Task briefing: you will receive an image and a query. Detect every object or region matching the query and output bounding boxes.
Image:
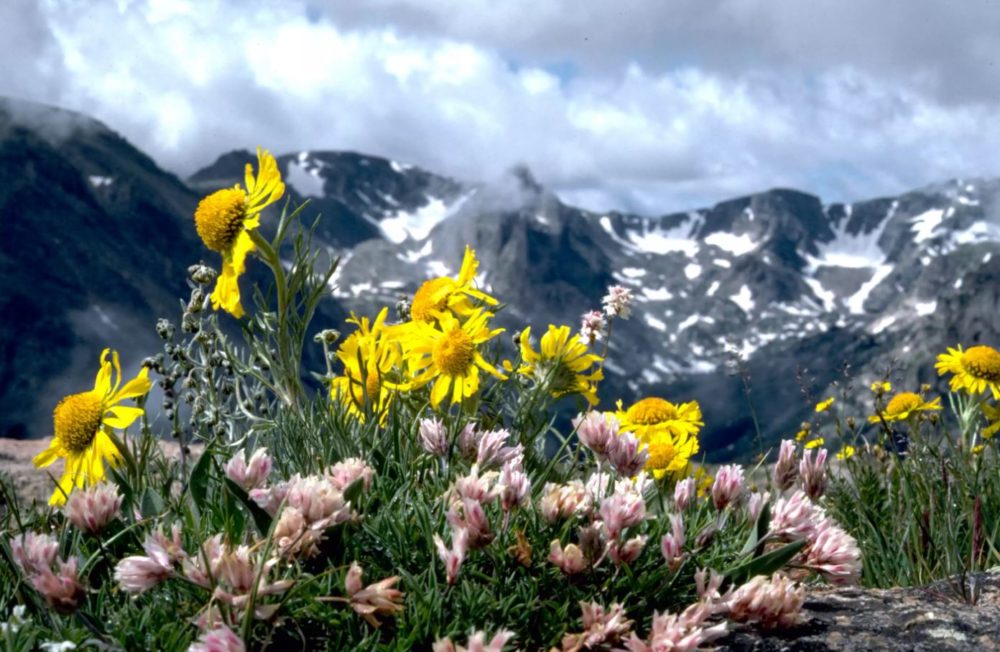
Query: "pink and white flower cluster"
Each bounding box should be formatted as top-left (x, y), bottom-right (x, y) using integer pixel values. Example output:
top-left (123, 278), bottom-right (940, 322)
top-left (64, 482), bottom-right (122, 535)
top-left (433, 629), bottom-right (514, 652)
top-left (344, 562), bottom-right (405, 627)
top-left (114, 525), bottom-right (292, 621)
top-left (246, 453), bottom-right (374, 559)
top-left (572, 411), bottom-right (648, 477)
top-left (9, 532), bottom-right (85, 614)
top-left (435, 455), bottom-right (531, 585)
top-left (769, 490), bottom-right (862, 585)
top-left (602, 285), bottom-right (633, 320)
top-left (547, 474), bottom-right (652, 574)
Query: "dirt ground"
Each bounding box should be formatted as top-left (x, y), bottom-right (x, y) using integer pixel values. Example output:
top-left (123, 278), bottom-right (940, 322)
top-left (0, 438), bottom-right (194, 507)
top-left (0, 438), bottom-right (68, 506)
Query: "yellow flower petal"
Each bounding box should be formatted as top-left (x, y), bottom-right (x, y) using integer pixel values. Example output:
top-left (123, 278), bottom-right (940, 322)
top-left (32, 442), bottom-right (60, 468)
top-left (103, 405), bottom-right (144, 430)
top-left (111, 367), bottom-right (152, 404)
top-left (93, 348), bottom-right (114, 395)
top-left (815, 397), bottom-right (835, 413)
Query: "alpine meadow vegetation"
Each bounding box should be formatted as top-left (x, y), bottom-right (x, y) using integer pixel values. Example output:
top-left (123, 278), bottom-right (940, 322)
top-left (2, 146), bottom-right (997, 650)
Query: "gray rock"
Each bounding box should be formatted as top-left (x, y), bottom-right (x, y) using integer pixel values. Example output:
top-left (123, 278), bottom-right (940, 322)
top-left (719, 573), bottom-right (1000, 651)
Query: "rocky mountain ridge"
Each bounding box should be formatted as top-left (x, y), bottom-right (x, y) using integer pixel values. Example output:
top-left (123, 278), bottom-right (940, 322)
top-left (3, 97), bottom-right (999, 461)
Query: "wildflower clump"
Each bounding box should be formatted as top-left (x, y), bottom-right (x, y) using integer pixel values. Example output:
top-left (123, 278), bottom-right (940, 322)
top-left (0, 150), bottom-right (870, 650)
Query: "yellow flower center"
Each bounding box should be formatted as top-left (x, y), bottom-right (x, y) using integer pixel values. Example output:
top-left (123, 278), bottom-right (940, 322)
top-left (885, 392), bottom-right (922, 416)
top-left (365, 371), bottom-right (381, 402)
top-left (411, 278), bottom-right (456, 322)
top-left (433, 326), bottom-right (474, 376)
top-left (194, 188), bottom-right (247, 252)
top-left (962, 346), bottom-right (1000, 383)
top-left (627, 397), bottom-right (679, 425)
top-left (347, 370), bottom-right (382, 407)
top-left (644, 437), bottom-right (677, 471)
top-left (54, 392), bottom-right (105, 453)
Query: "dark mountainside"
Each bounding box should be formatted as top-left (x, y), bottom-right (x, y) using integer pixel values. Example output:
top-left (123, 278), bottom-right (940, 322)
top-left (4, 97), bottom-right (1000, 461)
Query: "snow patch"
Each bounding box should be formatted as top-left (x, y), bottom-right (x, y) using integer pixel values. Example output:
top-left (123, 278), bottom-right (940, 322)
top-left (390, 160), bottom-right (414, 174)
top-left (729, 284), bottom-right (754, 312)
top-left (399, 240), bottom-right (433, 263)
top-left (910, 208), bottom-right (945, 243)
top-left (426, 260), bottom-right (451, 277)
top-left (915, 300), bottom-right (937, 316)
top-left (641, 287), bottom-right (673, 301)
top-left (350, 282), bottom-right (373, 297)
top-left (600, 215), bottom-right (699, 256)
top-left (644, 314), bottom-right (667, 331)
top-left (712, 258), bottom-right (731, 269)
top-left (621, 267), bottom-right (647, 278)
top-left (950, 221), bottom-right (1000, 247)
top-left (846, 264), bottom-right (893, 314)
top-left (704, 231), bottom-right (757, 256)
top-left (630, 228), bottom-right (699, 256)
top-left (803, 277), bottom-right (836, 312)
top-left (870, 314), bottom-right (896, 334)
top-left (286, 153), bottom-right (326, 198)
top-left (89, 175), bottom-right (113, 187)
top-left (809, 200), bottom-right (895, 270)
top-left (985, 253), bottom-right (993, 263)
top-left (641, 369), bottom-right (661, 384)
top-left (683, 263), bottom-right (702, 280)
top-left (381, 192), bottom-right (472, 243)
top-left (678, 314), bottom-right (700, 331)
top-left (706, 281), bottom-right (720, 297)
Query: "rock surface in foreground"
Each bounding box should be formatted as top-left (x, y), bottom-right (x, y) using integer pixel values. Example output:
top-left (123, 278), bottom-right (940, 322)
top-left (720, 572), bottom-right (1000, 651)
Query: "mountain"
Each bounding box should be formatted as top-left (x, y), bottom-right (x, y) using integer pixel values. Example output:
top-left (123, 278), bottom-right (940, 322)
top-left (4, 97), bottom-right (1000, 462)
top-left (190, 149), bottom-right (1000, 460)
top-left (0, 98), bottom-right (203, 440)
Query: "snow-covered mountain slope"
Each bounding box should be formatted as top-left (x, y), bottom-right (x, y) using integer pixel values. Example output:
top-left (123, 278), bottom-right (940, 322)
top-left (189, 149), bottom-right (1000, 461)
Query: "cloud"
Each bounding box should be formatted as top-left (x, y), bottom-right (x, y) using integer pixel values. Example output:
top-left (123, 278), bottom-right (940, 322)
top-left (3, 0), bottom-right (1000, 215)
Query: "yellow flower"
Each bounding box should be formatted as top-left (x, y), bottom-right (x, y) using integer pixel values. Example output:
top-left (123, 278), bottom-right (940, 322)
top-left (330, 308), bottom-right (401, 425)
top-left (936, 344), bottom-right (1000, 399)
top-left (613, 397), bottom-right (703, 443)
top-left (973, 444), bottom-right (986, 456)
top-left (815, 397), bottom-right (835, 413)
top-left (517, 325), bottom-right (603, 405)
top-left (982, 402), bottom-right (1000, 439)
top-left (409, 246), bottom-right (498, 323)
top-left (804, 437), bottom-right (825, 449)
top-left (870, 381), bottom-right (892, 395)
top-left (867, 392), bottom-right (942, 423)
top-left (33, 349), bottom-right (151, 506)
top-left (643, 431), bottom-right (698, 480)
top-left (692, 466), bottom-right (713, 497)
top-left (397, 308), bottom-right (507, 407)
top-left (795, 427), bottom-right (809, 442)
top-left (194, 147), bottom-right (285, 318)
top-left (836, 445), bottom-right (856, 460)
top-left (612, 397), bottom-right (701, 481)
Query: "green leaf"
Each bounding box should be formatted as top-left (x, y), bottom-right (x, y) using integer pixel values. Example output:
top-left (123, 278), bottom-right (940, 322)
top-left (140, 486), bottom-right (164, 519)
top-left (189, 448), bottom-right (213, 508)
top-left (725, 538), bottom-right (807, 585)
top-left (740, 501), bottom-right (772, 556)
top-left (224, 478), bottom-right (273, 536)
top-left (343, 476), bottom-right (365, 505)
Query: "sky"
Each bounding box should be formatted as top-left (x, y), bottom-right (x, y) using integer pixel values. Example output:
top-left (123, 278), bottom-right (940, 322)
top-left (4, 0), bottom-right (1000, 215)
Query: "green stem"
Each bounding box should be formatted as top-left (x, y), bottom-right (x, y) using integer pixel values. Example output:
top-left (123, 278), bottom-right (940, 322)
top-left (249, 230), bottom-right (300, 406)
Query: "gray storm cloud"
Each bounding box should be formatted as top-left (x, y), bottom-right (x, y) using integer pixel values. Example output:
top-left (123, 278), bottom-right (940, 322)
top-left (2, 0), bottom-right (1000, 215)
